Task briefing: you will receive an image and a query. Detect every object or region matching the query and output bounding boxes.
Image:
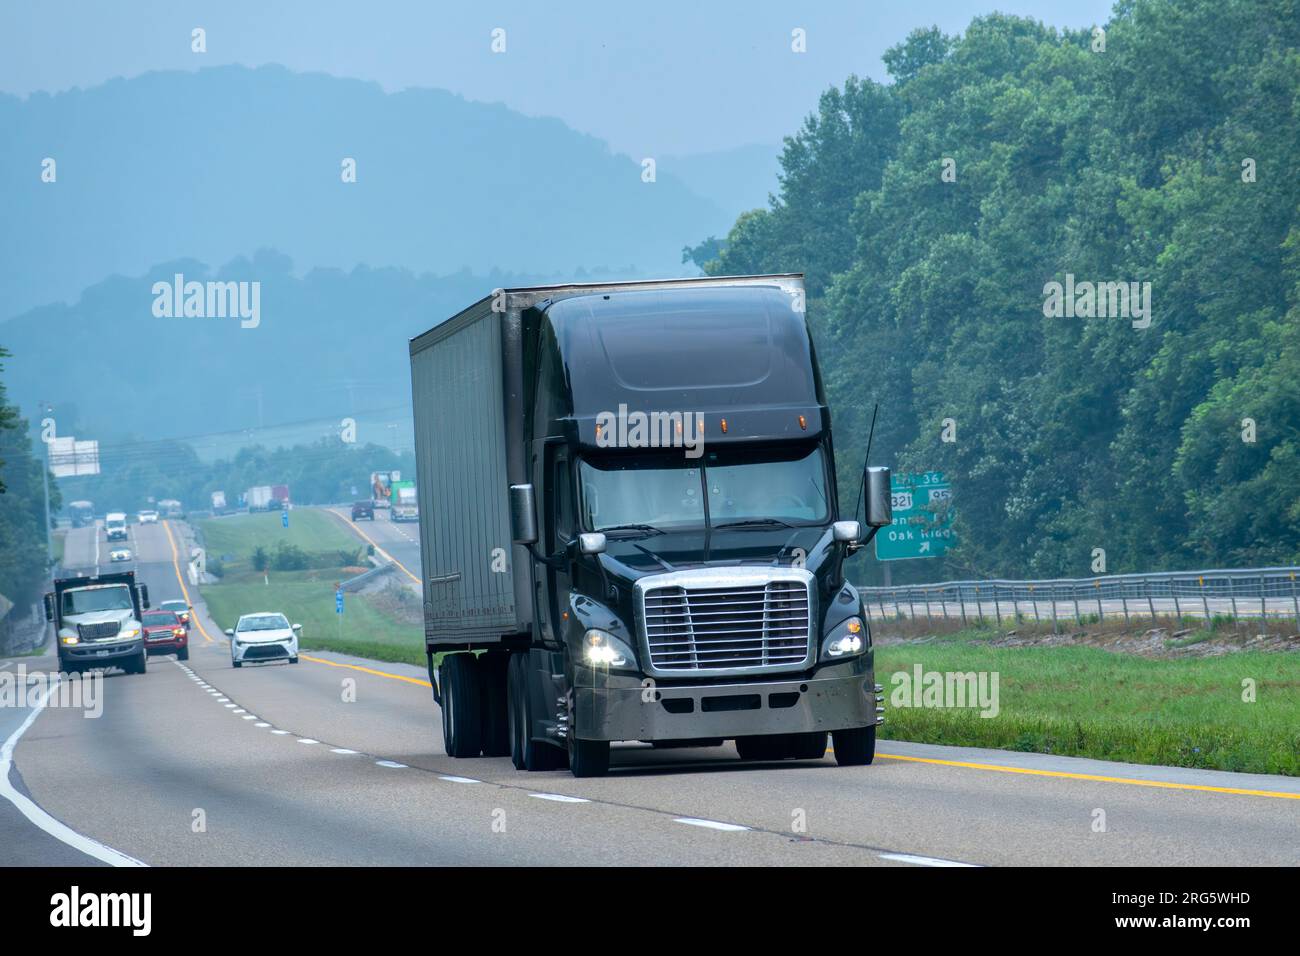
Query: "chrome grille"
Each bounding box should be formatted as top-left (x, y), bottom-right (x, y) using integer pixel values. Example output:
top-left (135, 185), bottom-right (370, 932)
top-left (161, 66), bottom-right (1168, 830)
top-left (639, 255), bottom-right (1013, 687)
top-left (77, 621), bottom-right (121, 641)
top-left (640, 573), bottom-right (812, 673)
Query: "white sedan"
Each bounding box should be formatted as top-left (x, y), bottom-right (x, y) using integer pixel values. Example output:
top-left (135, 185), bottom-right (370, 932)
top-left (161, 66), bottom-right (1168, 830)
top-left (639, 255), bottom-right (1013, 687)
top-left (109, 547), bottom-right (133, 562)
top-left (138, 510), bottom-right (159, 523)
top-left (226, 612), bottom-right (301, 667)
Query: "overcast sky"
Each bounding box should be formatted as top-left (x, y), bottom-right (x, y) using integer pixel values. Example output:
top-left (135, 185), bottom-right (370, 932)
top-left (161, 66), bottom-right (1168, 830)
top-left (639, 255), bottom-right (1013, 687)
top-left (1, 0), bottom-right (1117, 157)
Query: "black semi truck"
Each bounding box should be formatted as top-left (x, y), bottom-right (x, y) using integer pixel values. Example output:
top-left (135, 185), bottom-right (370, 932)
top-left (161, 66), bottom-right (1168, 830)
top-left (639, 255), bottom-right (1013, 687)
top-left (409, 275), bottom-right (891, 777)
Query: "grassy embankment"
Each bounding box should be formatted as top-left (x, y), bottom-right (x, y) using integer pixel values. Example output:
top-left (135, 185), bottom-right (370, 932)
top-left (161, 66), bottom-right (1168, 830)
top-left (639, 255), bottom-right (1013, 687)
top-left (196, 510), bottom-right (425, 666)
top-left (875, 625), bottom-right (1300, 775)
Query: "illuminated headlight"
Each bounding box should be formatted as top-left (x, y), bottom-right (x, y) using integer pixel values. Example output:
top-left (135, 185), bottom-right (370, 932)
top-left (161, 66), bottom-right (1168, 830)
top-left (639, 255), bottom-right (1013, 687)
top-left (820, 617), bottom-right (866, 660)
top-left (120, 627), bottom-right (140, 639)
top-left (582, 629), bottom-right (635, 669)
top-left (61, 635), bottom-right (79, 646)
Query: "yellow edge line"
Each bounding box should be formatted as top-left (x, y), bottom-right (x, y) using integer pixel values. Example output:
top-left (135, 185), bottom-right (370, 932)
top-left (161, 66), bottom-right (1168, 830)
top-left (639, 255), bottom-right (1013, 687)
top-left (299, 652), bottom-right (430, 688)
top-left (325, 508), bottom-right (421, 585)
top-left (161, 520), bottom-right (214, 643)
top-left (875, 752), bottom-right (1300, 800)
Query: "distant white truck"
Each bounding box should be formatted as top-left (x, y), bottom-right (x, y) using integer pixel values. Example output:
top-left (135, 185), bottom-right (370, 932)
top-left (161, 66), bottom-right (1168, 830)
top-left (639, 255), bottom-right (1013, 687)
top-left (247, 486), bottom-right (273, 512)
top-left (105, 512), bottom-right (128, 541)
top-left (211, 490), bottom-right (227, 514)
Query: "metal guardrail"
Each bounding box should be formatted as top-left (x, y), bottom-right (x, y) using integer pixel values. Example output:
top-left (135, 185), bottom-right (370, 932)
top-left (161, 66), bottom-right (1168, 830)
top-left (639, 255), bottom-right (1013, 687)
top-left (858, 567), bottom-right (1300, 626)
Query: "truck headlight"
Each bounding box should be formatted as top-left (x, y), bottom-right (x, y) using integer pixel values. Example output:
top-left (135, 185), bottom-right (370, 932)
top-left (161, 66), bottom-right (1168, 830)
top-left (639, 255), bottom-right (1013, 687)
top-left (120, 627), bottom-right (140, 639)
top-left (61, 635), bottom-right (79, 646)
top-left (582, 629), bottom-right (635, 669)
top-left (820, 617), bottom-right (866, 660)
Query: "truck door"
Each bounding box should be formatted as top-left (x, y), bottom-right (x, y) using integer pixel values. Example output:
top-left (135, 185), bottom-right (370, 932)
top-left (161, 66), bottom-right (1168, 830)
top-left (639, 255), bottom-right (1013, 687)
top-left (534, 443), bottom-right (575, 648)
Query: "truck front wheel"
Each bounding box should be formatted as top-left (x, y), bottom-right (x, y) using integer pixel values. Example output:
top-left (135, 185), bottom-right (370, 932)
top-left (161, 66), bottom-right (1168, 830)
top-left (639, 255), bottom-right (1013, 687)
top-left (832, 724), bottom-right (877, 766)
top-left (125, 648), bottom-right (148, 675)
top-left (567, 735), bottom-right (610, 778)
top-left (440, 653), bottom-right (483, 757)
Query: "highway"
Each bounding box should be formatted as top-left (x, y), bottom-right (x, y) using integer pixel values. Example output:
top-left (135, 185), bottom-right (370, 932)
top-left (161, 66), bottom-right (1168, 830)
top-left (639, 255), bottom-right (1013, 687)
top-left (2, 519), bottom-right (1298, 867)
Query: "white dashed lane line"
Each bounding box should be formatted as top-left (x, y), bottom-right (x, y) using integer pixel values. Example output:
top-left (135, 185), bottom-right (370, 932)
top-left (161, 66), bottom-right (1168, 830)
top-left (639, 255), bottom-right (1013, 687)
top-left (439, 775), bottom-right (481, 784)
top-left (376, 760), bottom-right (407, 768)
top-left (674, 817), bottom-right (751, 832)
top-left (529, 793), bottom-right (590, 804)
top-left (879, 852), bottom-right (979, 867)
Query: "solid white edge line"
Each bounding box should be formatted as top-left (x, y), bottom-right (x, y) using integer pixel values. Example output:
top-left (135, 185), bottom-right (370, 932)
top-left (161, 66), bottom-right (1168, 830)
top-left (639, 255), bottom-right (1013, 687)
top-left (674, 817), bottom-right (750, 832)
top-left (878, 852), bottom-right (979, 868)
top-left (0, 679), bottom-right (147, 867)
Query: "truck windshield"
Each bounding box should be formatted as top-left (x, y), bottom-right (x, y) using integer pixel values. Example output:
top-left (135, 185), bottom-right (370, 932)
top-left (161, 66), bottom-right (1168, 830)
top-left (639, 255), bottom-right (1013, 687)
top-left (62, 585), bottom-right (133, 615)
top-left (579, 445), bottom-right (829, 532)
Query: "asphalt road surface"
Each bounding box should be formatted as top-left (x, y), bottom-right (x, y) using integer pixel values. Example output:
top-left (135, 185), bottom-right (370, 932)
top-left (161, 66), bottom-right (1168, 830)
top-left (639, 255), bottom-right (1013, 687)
top-left (3, 520), bottom-right (1298, 866)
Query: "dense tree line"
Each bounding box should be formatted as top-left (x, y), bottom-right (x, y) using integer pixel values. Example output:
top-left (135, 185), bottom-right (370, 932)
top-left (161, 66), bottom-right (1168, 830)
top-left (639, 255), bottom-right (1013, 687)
top-left (689, 0), bottom-right (1300, 582)
top-left (0, 348), bottom-right (59, 612)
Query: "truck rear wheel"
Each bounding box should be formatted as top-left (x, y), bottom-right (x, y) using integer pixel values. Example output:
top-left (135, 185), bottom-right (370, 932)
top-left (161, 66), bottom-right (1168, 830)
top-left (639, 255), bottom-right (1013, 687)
top-left (440, 653), bottom-right (483, 757)
top-left (479, 653), bottom-right (511, 758)
top-left (832, 724), bottom-right (876, 766)
top-left (507, 652), bottom-right (563, 771)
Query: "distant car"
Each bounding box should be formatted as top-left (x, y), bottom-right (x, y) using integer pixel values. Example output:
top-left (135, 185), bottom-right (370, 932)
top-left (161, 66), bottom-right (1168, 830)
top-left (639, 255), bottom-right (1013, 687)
top-left (227, 612), bottom-right (301, 667)
top-left (159, 599), bottom-right (192, 630)
top-left (141, 609), bottom-right (189, 660)
top-left (351, 501), bottom-right (374, 521)
top-left (138, 510), bottom-right (159, 524)
top-left (109, 547), bottom-right (133, 562)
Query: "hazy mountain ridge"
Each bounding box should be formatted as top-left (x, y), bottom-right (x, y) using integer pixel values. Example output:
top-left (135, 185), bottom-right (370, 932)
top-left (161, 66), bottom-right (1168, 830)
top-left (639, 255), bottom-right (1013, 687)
top-left (0, 64), bottom-right (739, 318)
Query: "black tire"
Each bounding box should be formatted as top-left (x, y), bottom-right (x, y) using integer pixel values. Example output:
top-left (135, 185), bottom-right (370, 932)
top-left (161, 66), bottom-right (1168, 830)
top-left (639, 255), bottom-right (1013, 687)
top-left (289, 656), bottom-right (299, 664)
top-left (832, 724), bottom-right (877, 766)
top-left (232, 659), bottom-right (242, 668)
top-left (790, 731), bottom-right (828, 760)
top-left (735, 734), bottom-right (788, 760)
top-left (567, 735), bottom-right (610, 778)
top-left (440, 653), bottom-right (483, 758)
top-left (177, 646), bottom-right (190, 661)
top-left (479, 653), bottom-right (511, 757)
top-left (508, 652), bottom-right (563, 771)
top-left (125, 648), bottom-right (148, 675)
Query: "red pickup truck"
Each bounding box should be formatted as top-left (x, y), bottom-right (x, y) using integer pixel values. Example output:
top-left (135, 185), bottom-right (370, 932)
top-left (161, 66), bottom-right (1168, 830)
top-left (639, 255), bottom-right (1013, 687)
top-left (141, 609), bottom-right (189, 661)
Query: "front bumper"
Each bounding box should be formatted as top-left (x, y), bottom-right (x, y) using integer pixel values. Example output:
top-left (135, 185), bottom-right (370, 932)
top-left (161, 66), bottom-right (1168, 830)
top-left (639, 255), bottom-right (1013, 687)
top-left (61, 638), bottom-right (143, 663)
top-left (572, 656), bottom-right (876, 741)
top-left (145, 633), bottom-right (188, 652)
top-left (232, 638), bottom-right (297, 662)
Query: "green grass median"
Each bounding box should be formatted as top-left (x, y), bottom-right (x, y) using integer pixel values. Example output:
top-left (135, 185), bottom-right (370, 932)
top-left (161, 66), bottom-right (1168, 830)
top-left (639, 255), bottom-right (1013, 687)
top-left (876, 637), bottom-right (1300, 776)
top-left (196, 511), bottom-right (425, 666)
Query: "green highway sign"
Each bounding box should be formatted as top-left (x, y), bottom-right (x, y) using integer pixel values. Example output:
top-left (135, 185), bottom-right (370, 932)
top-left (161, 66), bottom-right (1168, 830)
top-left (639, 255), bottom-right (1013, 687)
top-left (874, 471), bottom-right (955, 561)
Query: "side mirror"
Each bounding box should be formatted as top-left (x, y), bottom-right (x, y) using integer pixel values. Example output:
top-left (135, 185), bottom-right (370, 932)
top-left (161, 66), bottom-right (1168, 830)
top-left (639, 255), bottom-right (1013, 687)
top-left (224, 628), bottom-right (234, 636)
top-left (578, 532), bottom-right (607, 556)
top-left (832, 520), bottom-right (861, 543)
top-left (43, 592), bottom-right (54, 622)
top-left (509, 483), bottom-right (538, 545)
top-left (137, 584), bottom-right (150, 609)
top-left (865, 467), bottom-right (893, 528)
top-left (292, 623), bottom-right (302, 632)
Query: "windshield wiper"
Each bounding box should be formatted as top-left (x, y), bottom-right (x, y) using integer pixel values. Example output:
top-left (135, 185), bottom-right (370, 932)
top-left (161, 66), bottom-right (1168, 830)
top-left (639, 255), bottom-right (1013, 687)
top-left (599, 523), bottom-right (665, 537)
top-left (713, 517), bottom-right (797, 530)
